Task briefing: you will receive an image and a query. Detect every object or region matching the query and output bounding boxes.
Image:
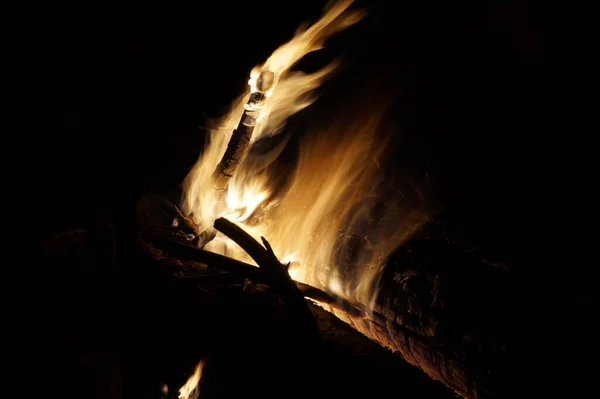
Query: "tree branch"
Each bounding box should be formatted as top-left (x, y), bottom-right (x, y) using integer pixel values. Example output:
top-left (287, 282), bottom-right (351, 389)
top-left (213, 217), bottom-right (320, 340)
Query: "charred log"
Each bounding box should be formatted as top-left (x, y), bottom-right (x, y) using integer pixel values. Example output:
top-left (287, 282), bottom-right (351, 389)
top-left (333, 238), bottom-right (514, 399)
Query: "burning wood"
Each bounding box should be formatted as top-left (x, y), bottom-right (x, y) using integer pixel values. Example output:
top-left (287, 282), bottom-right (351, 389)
top-left (180, 0), bottom-right (372, 263)
top-left (212, 71), bottom-right (274, 194)
top-left (193, 71), bottom-right (275, 247)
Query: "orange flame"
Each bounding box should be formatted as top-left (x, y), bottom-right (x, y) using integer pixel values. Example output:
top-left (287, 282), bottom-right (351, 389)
top-left (182, 0), bottom-right (429, 310)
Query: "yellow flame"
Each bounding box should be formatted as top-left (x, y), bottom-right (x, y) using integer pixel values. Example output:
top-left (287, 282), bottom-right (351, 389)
top-left (178, 359), bottom-right (206, 399)
top-left (182, 0), bottom-right (429, 310)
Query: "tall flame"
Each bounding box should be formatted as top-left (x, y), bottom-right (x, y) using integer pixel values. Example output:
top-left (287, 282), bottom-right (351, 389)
top-left (182, 0), bottom-right (429, 310)
top-left (182, 0), bottom-right (365, 231)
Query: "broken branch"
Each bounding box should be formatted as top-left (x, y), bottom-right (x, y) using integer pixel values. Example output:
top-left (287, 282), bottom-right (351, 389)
top-left (213, 217), bottom-right (320, 339)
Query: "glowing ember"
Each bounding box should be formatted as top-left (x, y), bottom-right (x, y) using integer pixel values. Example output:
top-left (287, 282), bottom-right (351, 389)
top-left (182, 0), bottom-right (429, 311)
top-left (178, 359), bottom-right (206, 399)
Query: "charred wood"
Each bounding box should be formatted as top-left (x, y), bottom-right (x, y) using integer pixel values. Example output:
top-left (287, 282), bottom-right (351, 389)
top-left (349, 238), bottom-right (514, 399)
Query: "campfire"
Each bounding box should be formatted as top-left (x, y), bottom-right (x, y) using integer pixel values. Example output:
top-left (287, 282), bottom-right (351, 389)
top-left (34, 1), bottom-right (511, 398)
top-left (124, 1), bottom-right (513, 398)
top-left (180, 0), bottom-right (427, 319)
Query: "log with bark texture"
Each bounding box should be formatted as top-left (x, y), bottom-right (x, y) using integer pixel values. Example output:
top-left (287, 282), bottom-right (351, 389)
top-left (328, 238), bottom-right (513, 399)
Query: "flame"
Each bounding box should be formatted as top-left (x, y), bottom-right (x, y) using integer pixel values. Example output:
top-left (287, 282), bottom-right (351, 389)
top-left (182, 0), bottom-right (429, 310)
top-left (178, 359), bottom-right (206, 399)
top-left (182, 0), bottom-right (364, 231)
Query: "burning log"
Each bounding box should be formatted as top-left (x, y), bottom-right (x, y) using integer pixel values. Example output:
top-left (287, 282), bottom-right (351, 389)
top-left (213, 217), bottom-right (320, 340)
top-left (330, 238), bottom-right (513, 399)
top-left (189, 70), bottom-right (276, 248)
top-left (212, 70), bottom-right (274, 193)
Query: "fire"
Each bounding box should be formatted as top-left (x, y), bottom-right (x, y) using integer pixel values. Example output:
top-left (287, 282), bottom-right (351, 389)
top-left (182, 0), bottom-right (429, 310)
top-left (178, 359), bottom-right (206, 399)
